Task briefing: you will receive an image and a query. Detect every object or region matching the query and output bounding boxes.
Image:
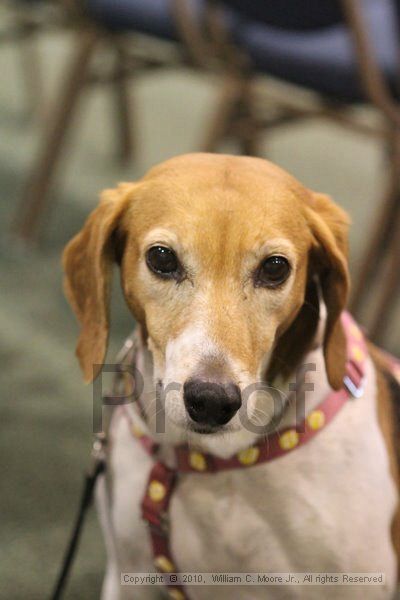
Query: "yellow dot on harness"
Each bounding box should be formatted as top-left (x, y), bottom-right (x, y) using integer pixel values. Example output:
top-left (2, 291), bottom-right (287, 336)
top-left (154, 555), bottom-right (175, 573)
top-left (189, 451), bottom-right (207, 471)
top-left (169, 589), bottom-right (185, 600)
top-left (307, 410), bottom-right (326, 431)
top-left (131, 423), bottom-right (144, 438)
top-left (279, 429), bottom-right (299, 451)
top-left (351, 346), bottom-right (365, 363)
top-left (148, 480), bottom-right (166, 502)
top-left (237, 446), bottom-right (260, 466)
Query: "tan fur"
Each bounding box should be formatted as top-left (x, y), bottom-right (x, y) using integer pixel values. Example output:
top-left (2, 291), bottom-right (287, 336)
top-left (63, 153), bottom-right (349, 389)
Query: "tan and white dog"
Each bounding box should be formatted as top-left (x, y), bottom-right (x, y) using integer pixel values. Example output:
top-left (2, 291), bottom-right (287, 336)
top-left (63, 153), bottom-right (400, 599)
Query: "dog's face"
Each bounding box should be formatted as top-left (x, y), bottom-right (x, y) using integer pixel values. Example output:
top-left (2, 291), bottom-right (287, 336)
top-left (63, 154), bottom-right (349, 448)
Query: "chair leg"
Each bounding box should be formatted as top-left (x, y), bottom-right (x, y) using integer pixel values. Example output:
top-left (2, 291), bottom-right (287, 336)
top-left (17, 21), bottom-right (43, 121)
top-left (368, 210), bottom-right (400, 344)
top-left (112, 43), bottom-right (134, 164)
top-left (201, 72), bottom-right (244, 152)
top-left (202, 70), bottom-right (261, 156)
top-left (13, 28), bottom-right (100, 243)
top-left (236, 77), bottom-right (261, 156)
top-left (238, 113), bottom-right (262, 157)
top-left (350, 141), bottom-right (400, 315)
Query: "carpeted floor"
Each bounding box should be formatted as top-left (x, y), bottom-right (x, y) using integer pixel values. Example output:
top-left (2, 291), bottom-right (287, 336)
top-left (1, 27), bottom-right (399, 600)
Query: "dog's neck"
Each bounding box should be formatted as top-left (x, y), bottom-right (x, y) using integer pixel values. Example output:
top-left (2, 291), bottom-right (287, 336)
top-left (131, 322), bottom-right (330, 460)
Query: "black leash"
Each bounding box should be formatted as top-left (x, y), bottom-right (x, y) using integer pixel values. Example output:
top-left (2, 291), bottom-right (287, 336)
top-left (50, 333), bottom-right (138, 600)
top-left (50, 437), bottom-right (106, 600)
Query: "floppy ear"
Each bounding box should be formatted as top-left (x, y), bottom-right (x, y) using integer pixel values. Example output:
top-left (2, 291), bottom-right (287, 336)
top-left (267, 193), bottom-right (350, 391)
top-left (305, 192), bottom-right (350, 390)
top-left (62, 184), bottom-right (133, 382)
top-left (266, 276), bottom-right (320, 385)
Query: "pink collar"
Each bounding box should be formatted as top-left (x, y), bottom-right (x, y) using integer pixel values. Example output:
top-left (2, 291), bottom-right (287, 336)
top-left (127, 311), bottom-right (367, 473)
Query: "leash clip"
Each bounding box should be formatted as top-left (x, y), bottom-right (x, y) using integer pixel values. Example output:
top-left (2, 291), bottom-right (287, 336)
top-left (88, 433), bottom-right (107, 477)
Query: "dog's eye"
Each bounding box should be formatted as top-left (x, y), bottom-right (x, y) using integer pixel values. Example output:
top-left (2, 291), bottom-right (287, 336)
top-left (146, 246), bottom-right (181, 279)
top-left (255, 256), bottom-right (290, 287)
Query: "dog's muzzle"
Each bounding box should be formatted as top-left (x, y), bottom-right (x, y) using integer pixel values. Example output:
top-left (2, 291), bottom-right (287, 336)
top-left (183, 379), bottom-right (242, 428)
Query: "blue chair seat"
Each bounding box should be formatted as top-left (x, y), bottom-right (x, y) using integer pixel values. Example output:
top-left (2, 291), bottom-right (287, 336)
top-left (86, 0), bottom-right (398, 102)
top-left (85, 0), bottom-right (203, 41)
top-left (232, 0), bottom-right (399, 102)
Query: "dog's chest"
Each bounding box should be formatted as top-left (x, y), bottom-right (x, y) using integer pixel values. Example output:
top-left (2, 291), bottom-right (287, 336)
top-left (106, 363), bottom-right (398, 599)
top-left (171, 408), bottom-right (396, 569)
top-left (169, 398), bottom-right (398, 599)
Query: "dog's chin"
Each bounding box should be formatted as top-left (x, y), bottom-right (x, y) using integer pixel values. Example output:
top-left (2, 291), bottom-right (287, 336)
top-left (187, 426), bottom-right (260, 458)
top-left (175, 420), bottom-right (259, 459)
top-left (163, 414), bottom-right (260, 458)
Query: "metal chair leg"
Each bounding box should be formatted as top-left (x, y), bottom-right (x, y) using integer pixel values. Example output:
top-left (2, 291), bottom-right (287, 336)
top-left (368, 210), bottom-right (400, 343)
top-left (13, 28), bottom-right (100, 243)
top-left (236, 73), bottom-right (262, 156)
top-left (112, 42), bottom-right (134, 164)
top-left (17, 20), bottom-right (43, 121)
top-left (350, 137), bottom-right (400, 314)
top-left (202, 71), bottom-right (260, 155)
top-left (237, 99), bottom-right (262, 156)
top-left (201, 72), bottom-right (243, 152)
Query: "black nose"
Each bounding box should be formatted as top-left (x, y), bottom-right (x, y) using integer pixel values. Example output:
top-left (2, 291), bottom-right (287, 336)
top-left (183, 379), bottom-right (241, 427)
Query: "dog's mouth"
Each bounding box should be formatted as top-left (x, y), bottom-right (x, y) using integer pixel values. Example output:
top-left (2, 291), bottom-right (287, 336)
top-left (186, 418), bottom-right (241, 436)
top-left (187, 423), bottom-right (224, 435)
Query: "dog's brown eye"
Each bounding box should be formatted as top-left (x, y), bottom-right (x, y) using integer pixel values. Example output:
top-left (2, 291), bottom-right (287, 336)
top-left (146, 246), bottom-right (180, 279)
top-left (255, 256), bottom-right (290, 287)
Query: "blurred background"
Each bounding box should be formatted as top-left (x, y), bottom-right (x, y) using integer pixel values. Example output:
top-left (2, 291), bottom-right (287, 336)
top-left (1, 1), bottom-right (399, 598)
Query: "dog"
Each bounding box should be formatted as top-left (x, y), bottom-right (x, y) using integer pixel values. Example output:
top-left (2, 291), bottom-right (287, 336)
top-left (63, 153), bottom-right (400, 599)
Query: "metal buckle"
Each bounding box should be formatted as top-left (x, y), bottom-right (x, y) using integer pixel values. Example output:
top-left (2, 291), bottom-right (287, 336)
top-left (343, 375), bottom-right (364, 399)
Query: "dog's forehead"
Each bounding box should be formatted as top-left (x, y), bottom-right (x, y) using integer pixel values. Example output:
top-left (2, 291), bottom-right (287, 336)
top-left (143, 153), bottom-right (305, 197)
top-left (128, 154), bottom-right (311, 251)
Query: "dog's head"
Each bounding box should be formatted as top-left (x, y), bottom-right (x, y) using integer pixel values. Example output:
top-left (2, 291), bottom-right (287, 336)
top-left (63, 154), bottom-right (349, 448)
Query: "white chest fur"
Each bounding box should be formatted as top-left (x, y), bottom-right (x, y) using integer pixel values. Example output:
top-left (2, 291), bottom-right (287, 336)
top-left (98, 357), bottom-right (398, 600)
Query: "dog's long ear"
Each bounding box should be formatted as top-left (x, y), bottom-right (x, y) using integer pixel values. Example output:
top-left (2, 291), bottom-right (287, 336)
top-left (63, 184), bottom-right (134, 382)
top-left (266, 276), bottom-right (321, 386)
top-left (305, 192), bottom-right (350, 390)
top-left (267, 193), bottom-right (350, 390)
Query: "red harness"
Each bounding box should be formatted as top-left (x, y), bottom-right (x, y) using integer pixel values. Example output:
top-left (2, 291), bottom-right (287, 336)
top-left (119, 313), bottom-right (397, 600)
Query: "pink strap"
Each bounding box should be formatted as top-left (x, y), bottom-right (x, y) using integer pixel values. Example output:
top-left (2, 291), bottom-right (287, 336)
top-left (141, 462), bottom-right (188, 599)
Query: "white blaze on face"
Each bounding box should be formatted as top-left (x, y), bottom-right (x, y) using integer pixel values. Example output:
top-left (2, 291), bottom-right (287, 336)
top-left (155, 324), bottom-right (219, 427)
top-left (148, 320), bottom-right (283, 451)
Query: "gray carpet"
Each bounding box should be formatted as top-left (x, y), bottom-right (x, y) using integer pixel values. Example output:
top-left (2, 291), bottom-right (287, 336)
top-left (1, 28), bottom-right (399, 600)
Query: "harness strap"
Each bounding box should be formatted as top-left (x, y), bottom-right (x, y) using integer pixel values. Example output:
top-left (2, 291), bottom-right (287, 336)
top-left (141, 463), bottom-right (187, 599)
